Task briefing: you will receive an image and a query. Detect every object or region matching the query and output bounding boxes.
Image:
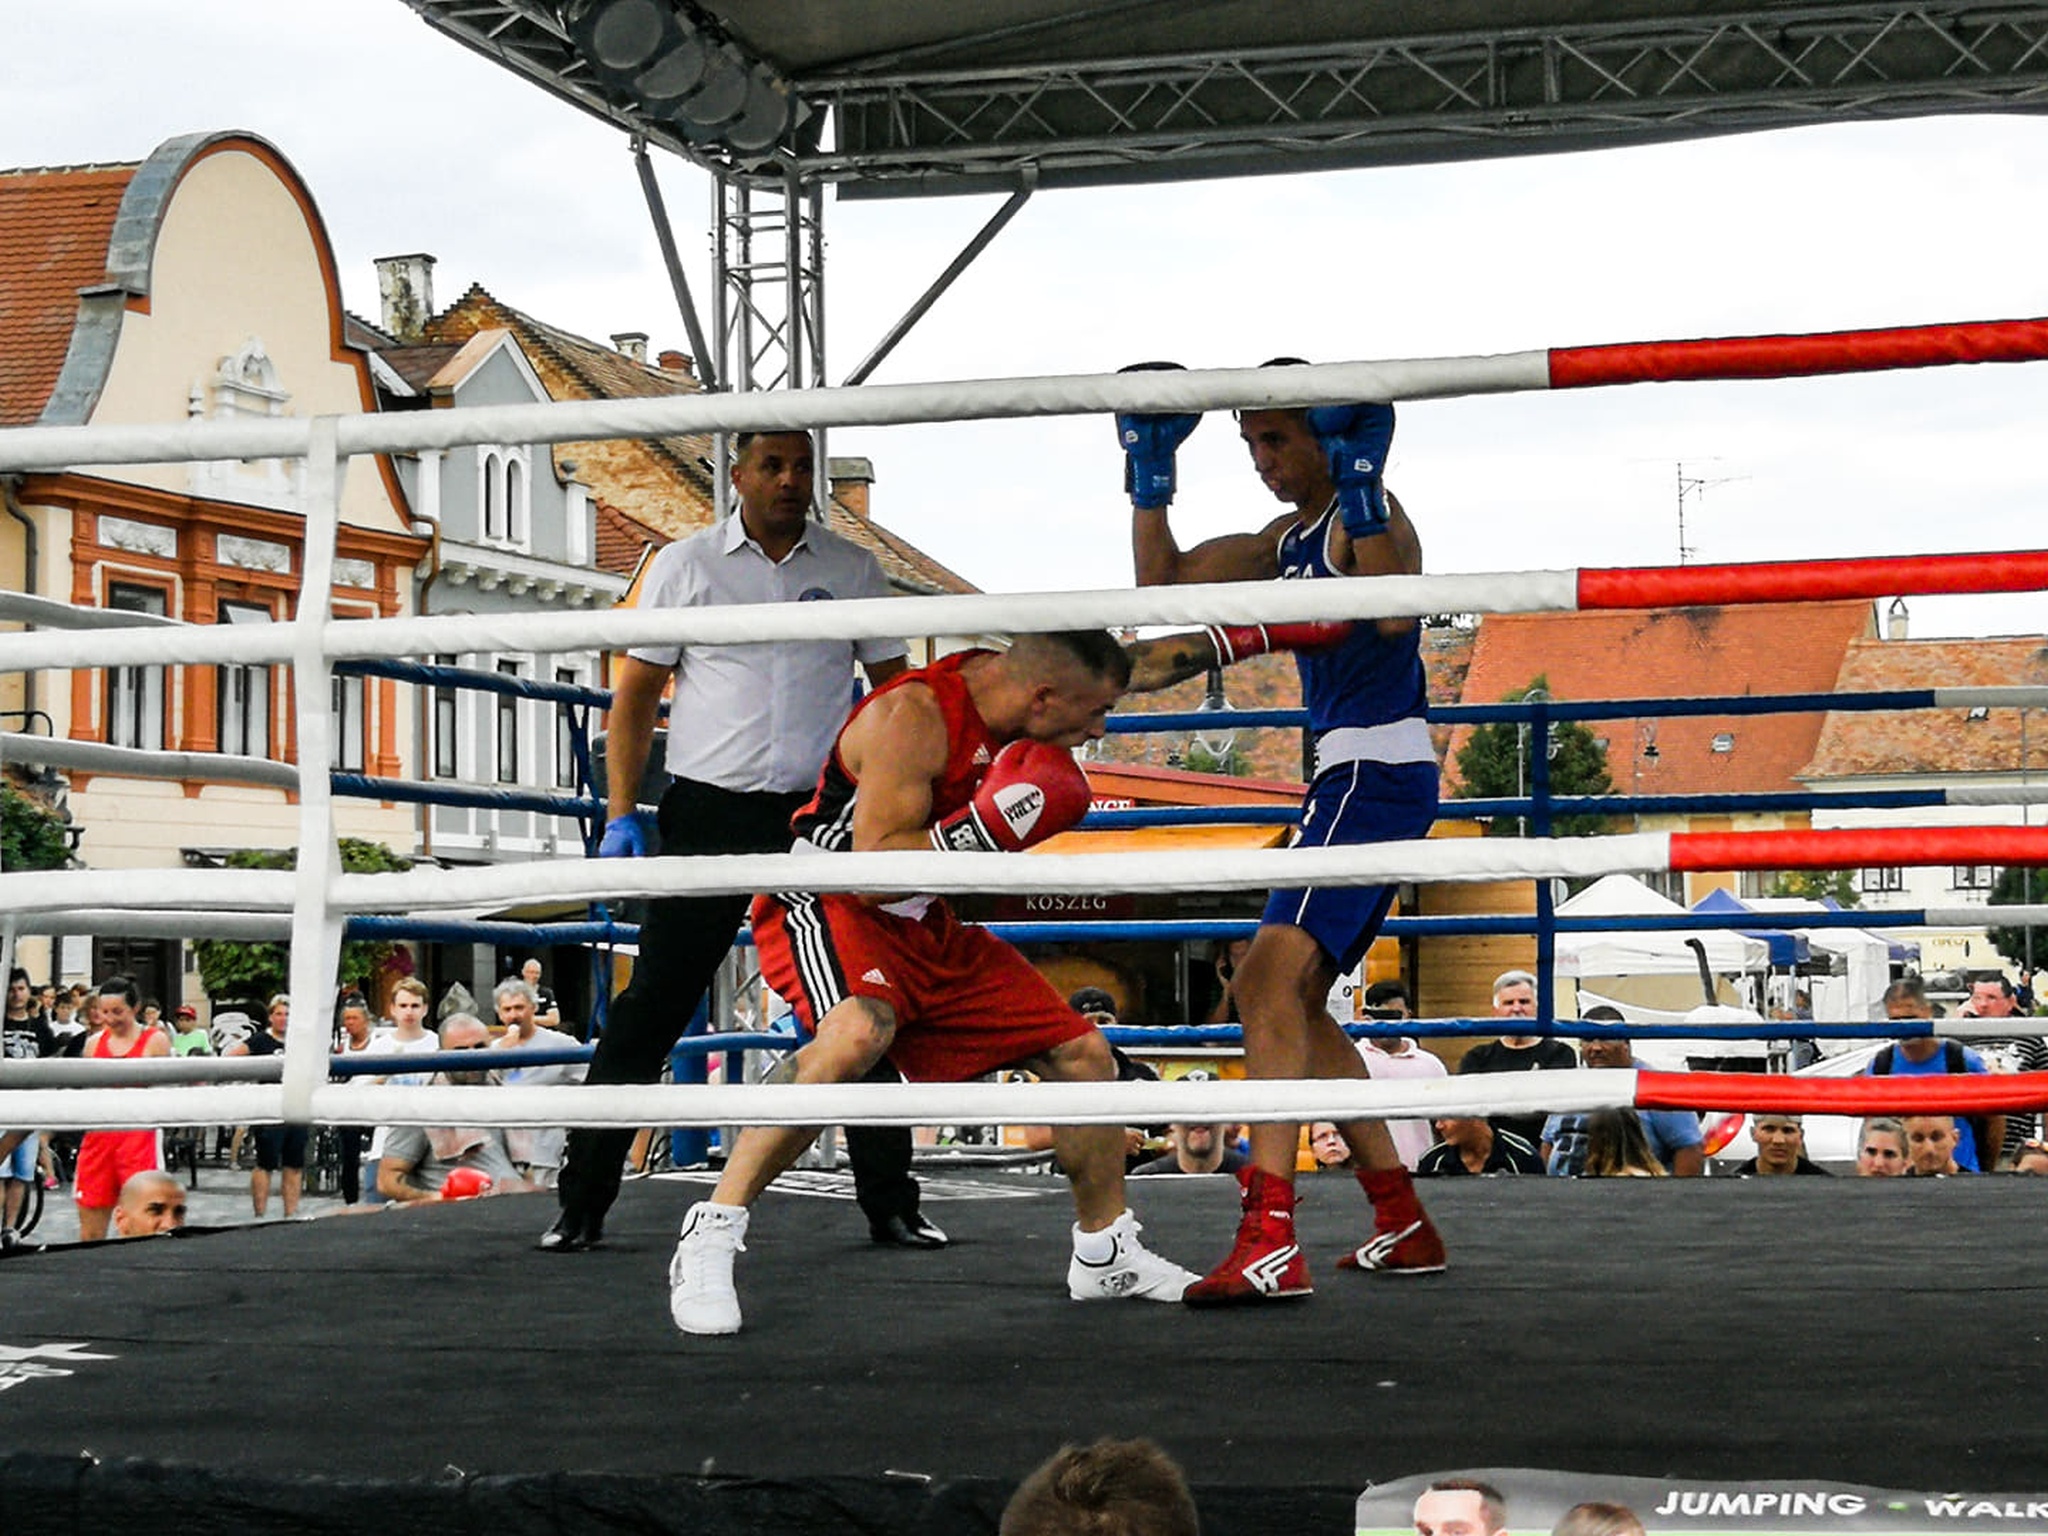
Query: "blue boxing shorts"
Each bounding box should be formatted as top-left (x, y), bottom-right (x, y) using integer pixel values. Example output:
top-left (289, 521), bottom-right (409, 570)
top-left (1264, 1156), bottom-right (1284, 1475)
top-left (1261, 758), bottom-right (1439, 974)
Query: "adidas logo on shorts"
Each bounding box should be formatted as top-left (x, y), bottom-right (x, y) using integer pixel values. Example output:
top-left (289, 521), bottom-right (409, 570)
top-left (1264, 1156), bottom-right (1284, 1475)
top-left (862, 968), bottom-right (889, 985)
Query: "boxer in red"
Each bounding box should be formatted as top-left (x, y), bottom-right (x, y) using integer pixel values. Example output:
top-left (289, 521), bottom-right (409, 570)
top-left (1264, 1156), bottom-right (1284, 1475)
top-left (666, 630), bottom-right (1199, 1335)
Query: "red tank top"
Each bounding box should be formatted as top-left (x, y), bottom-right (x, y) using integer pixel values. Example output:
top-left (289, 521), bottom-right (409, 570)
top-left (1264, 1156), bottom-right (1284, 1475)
top-left (90, 1025), bottom-right (156, 1062)
top-left (790, 649), bottom-right (1001, 851)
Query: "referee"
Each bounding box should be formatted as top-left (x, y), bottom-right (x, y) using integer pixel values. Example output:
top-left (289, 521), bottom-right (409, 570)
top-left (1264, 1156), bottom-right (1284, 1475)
top-left (541, 429), bottom-right (944, 1253)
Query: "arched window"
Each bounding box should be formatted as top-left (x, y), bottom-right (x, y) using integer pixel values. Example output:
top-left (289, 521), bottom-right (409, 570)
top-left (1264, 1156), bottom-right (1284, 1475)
top-left (481, 449), bottom-right (507, 542)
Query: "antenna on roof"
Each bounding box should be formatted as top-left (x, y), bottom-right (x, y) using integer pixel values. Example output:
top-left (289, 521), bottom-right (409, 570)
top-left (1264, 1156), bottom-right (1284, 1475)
top-left (1674, 461), bottom-right (1745, 565)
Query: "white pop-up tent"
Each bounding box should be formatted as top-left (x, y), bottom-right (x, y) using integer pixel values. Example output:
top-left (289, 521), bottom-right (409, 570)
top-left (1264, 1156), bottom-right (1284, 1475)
top-left (1554, 874), bottom-right (1769, 980)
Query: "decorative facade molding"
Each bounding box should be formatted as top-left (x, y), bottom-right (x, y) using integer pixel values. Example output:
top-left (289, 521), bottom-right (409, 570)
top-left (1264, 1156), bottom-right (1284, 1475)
top-left (217, 534), bottom-right (292, 573)
top-left (99, 516), bottom-right (176, 557)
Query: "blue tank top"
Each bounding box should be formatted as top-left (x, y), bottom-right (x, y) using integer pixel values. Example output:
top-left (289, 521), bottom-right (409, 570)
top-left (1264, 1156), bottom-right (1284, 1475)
top-left (1276, 503), bottom-right (1426, 734)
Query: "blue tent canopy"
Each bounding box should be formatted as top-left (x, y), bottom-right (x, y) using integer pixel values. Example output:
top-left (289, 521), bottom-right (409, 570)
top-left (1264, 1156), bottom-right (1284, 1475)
top-left (1692, 888), bottom-right (1809, 966)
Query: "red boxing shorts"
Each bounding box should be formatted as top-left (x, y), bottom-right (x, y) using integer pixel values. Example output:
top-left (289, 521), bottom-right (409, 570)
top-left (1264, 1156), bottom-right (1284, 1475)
top-left (751, 892), bottom-right (1093, 1082)
top-left (74, 1128), bottom-right (164, 1210)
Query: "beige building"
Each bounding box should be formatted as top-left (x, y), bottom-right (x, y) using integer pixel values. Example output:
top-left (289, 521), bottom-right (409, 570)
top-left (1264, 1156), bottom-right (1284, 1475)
top-left (1, 131), bottom-right (428, 1004)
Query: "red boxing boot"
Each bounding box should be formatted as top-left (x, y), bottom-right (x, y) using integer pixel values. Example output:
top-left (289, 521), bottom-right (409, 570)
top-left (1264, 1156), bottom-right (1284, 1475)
top-left (1183, 1167), bottom-right (1313, 1307)
top-left (1340, 1165), bottom-right (1448, 1275)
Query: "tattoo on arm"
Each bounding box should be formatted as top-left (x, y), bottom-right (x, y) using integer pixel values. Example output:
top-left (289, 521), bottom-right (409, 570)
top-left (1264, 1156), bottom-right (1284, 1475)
top-left (1125, 632), bottom-right (1222, 694)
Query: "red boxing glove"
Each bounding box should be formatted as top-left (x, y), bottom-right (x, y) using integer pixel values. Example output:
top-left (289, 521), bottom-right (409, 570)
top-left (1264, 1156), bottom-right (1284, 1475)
top-left (1203, 621), bottom-right (1353, 667)
top-left (930, 740), bottom-right (1092, 853)
top-left (439, 1167), bottom-right (493, 1201)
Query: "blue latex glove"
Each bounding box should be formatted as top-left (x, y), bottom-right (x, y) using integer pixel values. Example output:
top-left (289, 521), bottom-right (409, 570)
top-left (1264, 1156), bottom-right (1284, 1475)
top-left (1306, 402), bottom-right (1396, 538)
top-left (598, 812), bottom-right (653, 859)
top-left (1115, 361), bottom-right (1200, 508)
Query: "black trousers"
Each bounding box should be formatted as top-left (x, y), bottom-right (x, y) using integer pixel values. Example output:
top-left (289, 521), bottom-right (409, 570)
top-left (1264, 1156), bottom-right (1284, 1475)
top-left (336, 1125), bottom-right (367, 1205)
top-left (556, 776), bottom-right (920, 1227)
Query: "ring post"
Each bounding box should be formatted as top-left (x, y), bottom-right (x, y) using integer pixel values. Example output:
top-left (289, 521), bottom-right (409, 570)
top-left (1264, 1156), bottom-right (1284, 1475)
top-left (1531, 693), bottom-right (1558, 1028)
top-left (282, 417), bottom-right (345, 1126)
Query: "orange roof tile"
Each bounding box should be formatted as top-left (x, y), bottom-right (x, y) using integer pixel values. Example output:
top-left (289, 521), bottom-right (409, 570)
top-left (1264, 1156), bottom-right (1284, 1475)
top-left (0, 162), bottom-right (136, 425)
top-left (1804, 635), bottom-right (2048, 779)
top-left (1449, 602), bottom-right (1875, 797)
top-left (1096, 620), bottom-right (1477, 787)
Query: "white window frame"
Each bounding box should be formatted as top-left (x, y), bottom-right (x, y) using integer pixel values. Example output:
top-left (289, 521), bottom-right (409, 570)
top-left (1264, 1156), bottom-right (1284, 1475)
top-left (106, 582), bottom-right (168, 751)
top-left (495, 657), bottom-right (525, 784)
top-left (217, 601), bottom-right (274, 758)
top-left (477, 445), bottom-right (532, 551)
top-left (330, 671), bottom-right (366, 772)
top-left (432, 653), bottom-right (459, 779)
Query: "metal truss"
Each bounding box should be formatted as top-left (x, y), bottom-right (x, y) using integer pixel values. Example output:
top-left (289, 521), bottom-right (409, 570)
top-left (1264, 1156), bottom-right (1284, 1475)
top-left (814, 5), bottom-right (2048, 192)
top-left (709, 168), bottom-right (827, 510)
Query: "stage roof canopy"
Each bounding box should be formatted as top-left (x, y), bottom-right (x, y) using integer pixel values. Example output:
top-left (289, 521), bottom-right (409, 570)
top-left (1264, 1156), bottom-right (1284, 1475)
top-left (406, 2), bottom-right (2048, 196)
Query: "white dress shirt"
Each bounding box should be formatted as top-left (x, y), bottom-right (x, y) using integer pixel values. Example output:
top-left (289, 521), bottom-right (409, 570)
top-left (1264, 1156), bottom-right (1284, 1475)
top-left (628, 514), bottom-right (907, 792)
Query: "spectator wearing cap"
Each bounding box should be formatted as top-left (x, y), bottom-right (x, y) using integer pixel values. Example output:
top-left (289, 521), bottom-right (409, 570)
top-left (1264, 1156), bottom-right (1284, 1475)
top-left (167, 1004), bottom-right (212, 1058)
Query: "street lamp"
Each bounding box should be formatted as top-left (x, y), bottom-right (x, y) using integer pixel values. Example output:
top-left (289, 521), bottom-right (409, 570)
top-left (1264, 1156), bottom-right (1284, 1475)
top-left (1516, 685), bottom-right (1560, 836)
top-left (1190, 666), bottom-right (1237, 766)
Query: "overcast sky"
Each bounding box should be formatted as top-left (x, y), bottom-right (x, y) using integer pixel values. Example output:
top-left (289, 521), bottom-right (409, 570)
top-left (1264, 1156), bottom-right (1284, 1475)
top-left (8, 2), bottom-right (2048, 639)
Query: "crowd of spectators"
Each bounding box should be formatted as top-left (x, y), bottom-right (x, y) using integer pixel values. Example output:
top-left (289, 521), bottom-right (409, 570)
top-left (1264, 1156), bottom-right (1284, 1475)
top-left (0, 957), bottom-right (584, 1246)
top-left (6, 952), bottom-right (2048, 1249)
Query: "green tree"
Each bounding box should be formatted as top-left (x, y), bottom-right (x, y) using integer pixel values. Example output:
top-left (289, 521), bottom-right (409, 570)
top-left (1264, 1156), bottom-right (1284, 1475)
top-left (1182, 738), bottom-right (1251, 777)
top-left (0, 782), bottom-right (71, 871)
top-left (1769, 869), bottom-right (1860, 908)
top-left (1453, 677), bottom-right (1614, 837)
top-left (1986, 865), bottom-right (2048, 973)
top-left (195, 839), bottom-right (413, 1004)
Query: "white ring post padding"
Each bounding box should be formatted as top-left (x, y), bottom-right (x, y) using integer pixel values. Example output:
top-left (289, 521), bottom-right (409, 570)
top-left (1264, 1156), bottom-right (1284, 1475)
top-left (281, 417), bottom-right (345, 1125)
top-left (0, 731), bottom-right (300, 789)
top-left (0, 570), bottom-right (1583, 674)
top-left (0, 1069), bottom-right (1639, 1133)
top-left (0, 354), bottom-right (1555, 474)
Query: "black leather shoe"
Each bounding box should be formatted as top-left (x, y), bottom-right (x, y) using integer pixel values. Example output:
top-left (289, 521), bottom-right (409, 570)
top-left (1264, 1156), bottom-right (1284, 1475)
top-left (868, 1211), bottom-right (949, 1249)
top-left (537, 1210), bottom-right (604, 1253)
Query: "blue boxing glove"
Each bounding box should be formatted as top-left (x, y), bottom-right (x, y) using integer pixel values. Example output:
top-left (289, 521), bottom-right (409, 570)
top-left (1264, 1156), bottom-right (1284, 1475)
top-left (1306, 402), bottom-right (1396, 539)
top-left (597, 812), bottom-right (653, 859)
top-left (1115, 361), bottom-right (1201, 508)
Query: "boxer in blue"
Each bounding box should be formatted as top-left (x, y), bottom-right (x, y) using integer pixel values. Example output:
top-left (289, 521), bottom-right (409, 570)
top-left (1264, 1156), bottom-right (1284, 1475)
top-left (1117, 359), bottom-right (1446, 1305)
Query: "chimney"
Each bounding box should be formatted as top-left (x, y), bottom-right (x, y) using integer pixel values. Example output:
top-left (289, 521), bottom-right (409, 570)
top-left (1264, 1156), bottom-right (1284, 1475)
top-left (375, 253), bottom-right (437, 342)
top-left (1887, 597), bottom-right (1909, 641)
top-left (657, 348), bottom-right (694, 375)
top-left (829, 456), bottom-right (874, 520)
top-left (611, 331), bottom-right (649, 362)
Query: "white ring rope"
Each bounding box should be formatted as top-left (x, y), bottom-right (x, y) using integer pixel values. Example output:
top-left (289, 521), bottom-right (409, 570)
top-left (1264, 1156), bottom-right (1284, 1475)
top-left (0, 836), bottom-right (1675, 917)
top-left (0, 355), bottom-right (1552, 473)
top-left (1, 1070), bottom-right (1632, 1134)
top-left (0, 571), bottom-right (1585, 675)
top-left (0, 732), bottom-right (298, 790)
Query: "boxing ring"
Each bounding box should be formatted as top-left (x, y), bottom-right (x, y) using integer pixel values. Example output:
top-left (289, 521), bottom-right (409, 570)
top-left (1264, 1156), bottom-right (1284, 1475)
top-left (6, 318), bottom-right (2048, 1533)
